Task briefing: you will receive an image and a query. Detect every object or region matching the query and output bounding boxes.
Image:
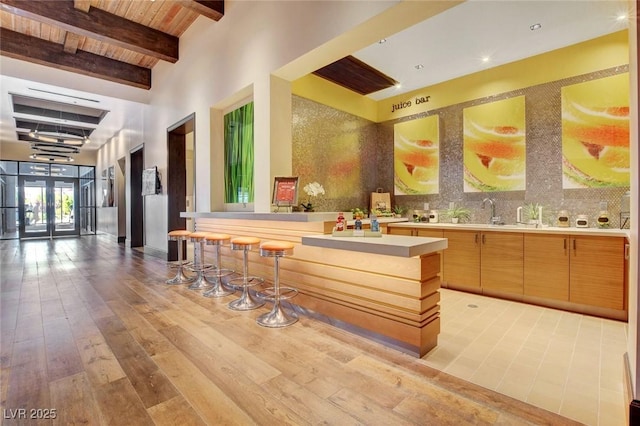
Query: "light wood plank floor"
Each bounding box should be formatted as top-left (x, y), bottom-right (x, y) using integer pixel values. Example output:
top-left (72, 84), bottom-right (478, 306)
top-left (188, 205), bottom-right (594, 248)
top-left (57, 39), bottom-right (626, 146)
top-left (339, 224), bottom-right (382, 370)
top-left (0, 236), bottom-right (580, 425)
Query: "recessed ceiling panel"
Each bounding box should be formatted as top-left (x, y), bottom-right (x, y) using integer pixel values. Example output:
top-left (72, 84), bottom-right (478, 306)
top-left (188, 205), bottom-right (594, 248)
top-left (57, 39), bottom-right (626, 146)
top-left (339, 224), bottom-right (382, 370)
top-left (312, 55), bottom-right (397, 96)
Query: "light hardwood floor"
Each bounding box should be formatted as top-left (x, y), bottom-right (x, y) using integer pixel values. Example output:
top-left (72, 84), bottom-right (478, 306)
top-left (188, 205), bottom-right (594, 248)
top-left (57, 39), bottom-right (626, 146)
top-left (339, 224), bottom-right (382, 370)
top-left (1, 236), bottom-right (581, 425)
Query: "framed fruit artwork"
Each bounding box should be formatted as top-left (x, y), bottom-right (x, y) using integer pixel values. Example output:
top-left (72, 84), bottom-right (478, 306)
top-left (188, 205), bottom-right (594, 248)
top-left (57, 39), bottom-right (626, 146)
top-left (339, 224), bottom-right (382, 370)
top-left (463, 96), bottom-right (526, 192)
top-left (394, 115), bottom-right (439, 195)
top-left (561, 73), bottom-right (630, 188)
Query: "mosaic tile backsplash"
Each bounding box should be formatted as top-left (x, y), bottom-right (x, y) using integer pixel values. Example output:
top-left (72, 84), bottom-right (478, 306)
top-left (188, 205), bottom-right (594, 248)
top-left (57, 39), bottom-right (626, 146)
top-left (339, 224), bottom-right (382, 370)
top-left (292, 65), bottom-right (630, 228)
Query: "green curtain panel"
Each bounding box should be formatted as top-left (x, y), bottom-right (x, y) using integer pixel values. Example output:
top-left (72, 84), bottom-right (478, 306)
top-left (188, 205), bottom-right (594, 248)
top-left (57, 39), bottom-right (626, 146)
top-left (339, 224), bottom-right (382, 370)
top-left (224, 102), bottom-right (255, 203)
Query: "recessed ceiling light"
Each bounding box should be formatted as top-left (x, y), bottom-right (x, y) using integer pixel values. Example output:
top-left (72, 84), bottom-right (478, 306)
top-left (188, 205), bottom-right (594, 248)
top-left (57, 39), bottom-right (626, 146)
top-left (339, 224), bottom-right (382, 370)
top-left (394, 83), bottom-right (402, 90)
top-left (616, 13), bottom-right (628, 21)
top-left (481, 56), bottom-right (490, 63)
top-left (415, 64), bottom-right (424, 70)
top-left (530, 23), bottom-right (542, 30)
top-left (378, 39), bottom-right (387, 44)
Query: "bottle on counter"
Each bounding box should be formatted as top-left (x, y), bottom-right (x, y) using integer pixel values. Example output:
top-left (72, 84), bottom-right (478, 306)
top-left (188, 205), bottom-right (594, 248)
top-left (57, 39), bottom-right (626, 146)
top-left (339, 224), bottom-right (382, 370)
top-left (370, 214), bottom-right (380, 232)
top-left (336, 212), bottom-right (345, 232)
top-left (428, 210), bottom-right (439, 223)
top-left (355, 217), bottom-right (362, 230)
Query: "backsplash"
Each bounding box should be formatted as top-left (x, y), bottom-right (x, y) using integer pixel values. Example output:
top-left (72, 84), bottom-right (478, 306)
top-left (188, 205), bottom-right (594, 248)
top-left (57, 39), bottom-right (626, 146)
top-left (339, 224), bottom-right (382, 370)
top-left (292, 65), bottom-right (630, 228)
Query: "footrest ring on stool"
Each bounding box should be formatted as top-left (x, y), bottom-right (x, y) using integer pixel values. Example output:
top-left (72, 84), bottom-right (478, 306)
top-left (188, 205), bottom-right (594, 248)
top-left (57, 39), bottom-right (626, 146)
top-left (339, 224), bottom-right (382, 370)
top-left (257, 287), bottom-right (298, 302)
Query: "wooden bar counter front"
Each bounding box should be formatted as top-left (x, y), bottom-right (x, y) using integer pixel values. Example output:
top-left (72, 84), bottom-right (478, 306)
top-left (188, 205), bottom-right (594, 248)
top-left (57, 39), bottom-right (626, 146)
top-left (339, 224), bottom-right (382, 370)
top-left (183, 212), bottom-right (447, 357)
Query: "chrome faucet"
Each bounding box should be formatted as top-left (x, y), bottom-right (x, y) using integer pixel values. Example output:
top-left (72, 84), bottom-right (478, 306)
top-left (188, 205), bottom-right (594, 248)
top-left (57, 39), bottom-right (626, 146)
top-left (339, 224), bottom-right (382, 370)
top-left (482, 198), bottom-right (501, 225)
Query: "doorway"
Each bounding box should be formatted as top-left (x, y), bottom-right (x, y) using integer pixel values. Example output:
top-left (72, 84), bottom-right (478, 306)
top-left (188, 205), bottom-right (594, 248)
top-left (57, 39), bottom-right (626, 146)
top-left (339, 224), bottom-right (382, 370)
top-left (167, 113), bottom-right (195, 261)
top-left (18, 175), bottom-right (79, 239)
top-left (130, 146), bottom-right (144, 247)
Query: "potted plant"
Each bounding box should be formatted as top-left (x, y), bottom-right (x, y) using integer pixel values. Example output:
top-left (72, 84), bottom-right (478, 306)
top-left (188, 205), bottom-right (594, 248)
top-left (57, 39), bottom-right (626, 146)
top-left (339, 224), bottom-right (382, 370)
top-left (446, 206), bottom-right (471, 223)
top-left (392, 205), bottom-right (406, 218)
top-left (523, 202), bottom-right (543, 226)
top-left (351, 207), bottom-right (367, 219)
top-left (300, 181), bottom-right (325, 212)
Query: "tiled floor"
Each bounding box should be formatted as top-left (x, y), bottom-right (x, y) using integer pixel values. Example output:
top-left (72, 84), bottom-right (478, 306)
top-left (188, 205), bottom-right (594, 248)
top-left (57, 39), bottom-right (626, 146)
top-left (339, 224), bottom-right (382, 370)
top-left (424, 289), bottom-right (628, 426)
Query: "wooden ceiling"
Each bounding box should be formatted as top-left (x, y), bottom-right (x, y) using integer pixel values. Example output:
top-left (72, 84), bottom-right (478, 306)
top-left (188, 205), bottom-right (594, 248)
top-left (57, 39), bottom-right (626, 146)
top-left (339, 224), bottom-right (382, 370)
top-left (0, 0), bottom-right (224, 89)
top-left (313, 55), bottom-right (398, 96)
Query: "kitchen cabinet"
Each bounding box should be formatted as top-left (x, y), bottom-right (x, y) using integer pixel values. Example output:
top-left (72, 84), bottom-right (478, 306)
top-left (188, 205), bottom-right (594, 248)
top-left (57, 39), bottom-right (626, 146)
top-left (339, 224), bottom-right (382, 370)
top-left (480, 232), bottom-right (523, 295)
top-left (569, 235), bottom-right (625, 310)
top-left (388, 224), bottom-right (627, 319)
top-left (442, 230), bottom-right (523, 295)
top-left (442, 230), bottom-right (480, 290)
top-left (524, 234), bottom-right (569, 301)
top-left (524, 234), bottom-right (625, 310)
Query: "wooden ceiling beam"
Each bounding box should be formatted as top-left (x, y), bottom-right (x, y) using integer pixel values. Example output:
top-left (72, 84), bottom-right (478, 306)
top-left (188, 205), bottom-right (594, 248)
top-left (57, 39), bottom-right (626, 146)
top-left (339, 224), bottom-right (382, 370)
top-left (0, 0), bottom-right (179, 63)
top-left (63, 32), bottom-right (81, 54)
top-left (73, 0), bottom-right (91, 13)
top-left (0, 28), bottom-right (151, 89)
top-left (179, 1), bottom-right (224, 21)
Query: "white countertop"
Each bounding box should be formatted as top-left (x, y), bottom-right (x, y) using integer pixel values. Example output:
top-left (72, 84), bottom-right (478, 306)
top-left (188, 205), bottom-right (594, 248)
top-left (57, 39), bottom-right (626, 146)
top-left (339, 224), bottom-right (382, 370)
top-left (181, 211), bottom-right (408, 225)
top-left (301, 233), bottom-right (448, 258)
top-left (388, 221), bottom-right (630, 238)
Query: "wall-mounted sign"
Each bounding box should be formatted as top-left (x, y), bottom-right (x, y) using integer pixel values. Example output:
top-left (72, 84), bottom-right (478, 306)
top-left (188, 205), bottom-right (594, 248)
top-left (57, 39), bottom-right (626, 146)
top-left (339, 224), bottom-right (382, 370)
top-left (272, 176), bottom-right (299, 207)
top-left (391, 95), bottom-right (431, 113)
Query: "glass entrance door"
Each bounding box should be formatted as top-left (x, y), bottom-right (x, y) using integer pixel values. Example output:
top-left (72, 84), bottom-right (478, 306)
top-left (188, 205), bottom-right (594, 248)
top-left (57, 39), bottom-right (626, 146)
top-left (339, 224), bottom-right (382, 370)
top-left (19, 176), bottom-right (79, 238)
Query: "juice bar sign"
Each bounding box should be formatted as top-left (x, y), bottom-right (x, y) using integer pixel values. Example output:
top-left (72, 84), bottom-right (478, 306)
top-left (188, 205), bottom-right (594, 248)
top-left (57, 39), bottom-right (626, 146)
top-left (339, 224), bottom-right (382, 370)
top-left (391, 95), bottom-right (431, 113)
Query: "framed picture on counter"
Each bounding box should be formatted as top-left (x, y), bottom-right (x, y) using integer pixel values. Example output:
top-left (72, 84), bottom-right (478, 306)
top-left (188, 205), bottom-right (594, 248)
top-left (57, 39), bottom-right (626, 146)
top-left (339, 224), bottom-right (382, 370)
top-left (272, 176), bottom-right (299, 208)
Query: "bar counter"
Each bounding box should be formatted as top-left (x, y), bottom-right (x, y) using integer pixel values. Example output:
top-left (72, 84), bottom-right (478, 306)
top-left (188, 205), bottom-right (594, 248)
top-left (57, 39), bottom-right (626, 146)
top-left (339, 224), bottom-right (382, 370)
top-left (182, 211), bottom-right (446, 357)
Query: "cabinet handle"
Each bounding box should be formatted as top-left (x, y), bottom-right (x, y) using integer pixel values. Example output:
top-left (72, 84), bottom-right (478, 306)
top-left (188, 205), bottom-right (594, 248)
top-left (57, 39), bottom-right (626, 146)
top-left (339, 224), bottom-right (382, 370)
top-left (573, 239), bottom-right (576, 251)
top-left (563, 238), bottom-right (567, 250)
top-left (475, 233), bottom-right (478, 244)
top-left (625, 243), bottom-right (630, 260)
top-left (482, 234), bottom-right (486, 244)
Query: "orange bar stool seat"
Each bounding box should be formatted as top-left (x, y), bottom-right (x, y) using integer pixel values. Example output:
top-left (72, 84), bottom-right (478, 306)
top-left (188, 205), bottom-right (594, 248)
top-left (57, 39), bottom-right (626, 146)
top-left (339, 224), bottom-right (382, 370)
top-left (202, 233), bottom-right (235, 298)
top-left (227, 237), bottom-right (265, 311)
top-left (256, 241), bottom-right (298, 327)
top-left (166, 230), bottom-right (195, 285)
top-left (187, 231), bottom-right (215, 290)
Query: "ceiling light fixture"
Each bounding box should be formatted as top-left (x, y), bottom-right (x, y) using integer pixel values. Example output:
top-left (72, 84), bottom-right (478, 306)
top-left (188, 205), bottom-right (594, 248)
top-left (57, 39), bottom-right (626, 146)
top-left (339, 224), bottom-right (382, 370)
top-left (481, 56), bottom-right (490, 63)
top-left (616, 13), bottom-right (627, 21)
top-left (415, 64), bottom-right (424, 70)
top-left (530, 23), bottom-right (542, 30)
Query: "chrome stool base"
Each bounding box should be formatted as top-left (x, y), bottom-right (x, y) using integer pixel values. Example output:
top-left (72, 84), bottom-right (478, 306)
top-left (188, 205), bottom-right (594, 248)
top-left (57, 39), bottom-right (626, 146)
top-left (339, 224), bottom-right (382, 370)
top-left (256, 305), bottom-right (298, 328)
top-left (166, 267), bottom-right (195, 285)
top-left (187, 264), bottom-right (214, 290)
top-left (228, 276), bottom-right (265, 310)
top-left (203, 270), bottom-right (235, 298)
top-left (256, 287), bottom-right (298, 327)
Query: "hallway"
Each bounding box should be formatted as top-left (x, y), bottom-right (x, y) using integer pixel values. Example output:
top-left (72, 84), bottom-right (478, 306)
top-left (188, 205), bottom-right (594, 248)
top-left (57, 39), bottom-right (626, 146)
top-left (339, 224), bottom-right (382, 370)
top-left (0, 236), bottom-right (597, 424)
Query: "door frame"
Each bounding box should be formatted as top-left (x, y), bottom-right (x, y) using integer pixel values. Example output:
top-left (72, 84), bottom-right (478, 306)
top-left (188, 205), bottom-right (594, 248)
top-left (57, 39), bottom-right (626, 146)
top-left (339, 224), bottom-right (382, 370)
top-left (18, 175), bottom-right (80, 239)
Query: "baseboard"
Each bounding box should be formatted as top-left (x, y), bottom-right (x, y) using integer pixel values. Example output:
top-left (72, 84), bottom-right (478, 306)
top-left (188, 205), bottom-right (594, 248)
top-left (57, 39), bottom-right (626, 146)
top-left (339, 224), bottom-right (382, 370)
top-left (624, 352), bottom-right (638, 425)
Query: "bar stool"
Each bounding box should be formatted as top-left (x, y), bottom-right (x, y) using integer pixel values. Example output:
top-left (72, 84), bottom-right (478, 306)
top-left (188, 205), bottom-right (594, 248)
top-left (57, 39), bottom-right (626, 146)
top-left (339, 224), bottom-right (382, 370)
top-left (256, 241), bottom-right (298, 328)
top-left (187, 231), bottom-right (214, 290)
top-left (227, 237), bottom-right (265, 311)
top-left (166, 230), bottom-right (195, 285)
top-left (202, 233), bottom-right (235, 298)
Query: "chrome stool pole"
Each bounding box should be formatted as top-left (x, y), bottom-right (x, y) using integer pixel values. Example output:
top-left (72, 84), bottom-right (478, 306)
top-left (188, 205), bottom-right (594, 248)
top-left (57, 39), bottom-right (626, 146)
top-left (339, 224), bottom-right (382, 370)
top-left (256, 241), bottom-right (298, 328)
top-left (187, 232), bottom-right (215, 290)
top-left (203, 233), bottom-right (235, 298)
top-left (227, 237), bottom-right (265, 311)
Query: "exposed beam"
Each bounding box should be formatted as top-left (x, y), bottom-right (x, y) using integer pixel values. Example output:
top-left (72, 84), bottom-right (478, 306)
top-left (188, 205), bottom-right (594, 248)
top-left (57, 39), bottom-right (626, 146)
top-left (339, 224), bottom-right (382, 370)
top-left (63, 32), bottom-right (81, 54)
top-left (73, 0), bottom-right (90, 13)
top-left (0, 28), bottom-right (151, 90)
top-left (0, 0), bottom-right (179, 63)
top-left (179, 0), bottom-right (224, 21)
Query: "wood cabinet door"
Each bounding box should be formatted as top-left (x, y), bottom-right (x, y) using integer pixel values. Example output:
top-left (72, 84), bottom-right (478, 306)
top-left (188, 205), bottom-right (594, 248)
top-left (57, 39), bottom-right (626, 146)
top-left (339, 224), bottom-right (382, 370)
top-left (524, 233), bottom-right (569, 301)
top-left (416, 229), bottom-right (444, 238)
top-left (480, 232), bottom-right (523, 295)
top-left (388, 227), bottom-right (413, 236)
top-left (569, 236), bottom-right (625, 310)
top-left (442, 230), bottom-right (480, 289)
